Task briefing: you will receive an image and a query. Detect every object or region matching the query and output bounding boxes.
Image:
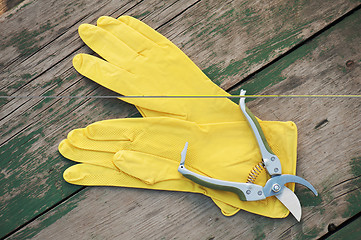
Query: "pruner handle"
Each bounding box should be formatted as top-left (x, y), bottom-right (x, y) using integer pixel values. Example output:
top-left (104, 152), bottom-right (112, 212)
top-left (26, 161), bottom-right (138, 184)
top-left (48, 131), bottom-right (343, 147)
top-left (178, 143), bottom-right (265, 201)
top-left (239, 90), bottom-right (282, 176)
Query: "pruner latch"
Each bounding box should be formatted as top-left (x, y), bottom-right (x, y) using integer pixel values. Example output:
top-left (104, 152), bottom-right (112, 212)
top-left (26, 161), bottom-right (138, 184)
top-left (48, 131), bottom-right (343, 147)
top-left (178, 89), bottom-right (318, 221)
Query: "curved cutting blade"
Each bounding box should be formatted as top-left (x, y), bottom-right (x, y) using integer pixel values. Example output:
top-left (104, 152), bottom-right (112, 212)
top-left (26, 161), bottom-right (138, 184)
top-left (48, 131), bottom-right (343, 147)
top-left (276, 187), bottom-right (302, 221)
top-left (264, 175), bottom-right (318, 197)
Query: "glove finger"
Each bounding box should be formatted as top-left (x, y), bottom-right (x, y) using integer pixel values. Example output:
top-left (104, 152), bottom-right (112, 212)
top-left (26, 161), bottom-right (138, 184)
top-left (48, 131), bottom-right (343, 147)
top-left (63, 163), bottom-right (241, 216)
top-left (84, 117), bottom-right (191, 142)
top-left (85, 118), bottom-right (146, 141)
top-left (97, 16), bottom-right (159, 54)
top-left (212, 199), bottom-right (241, 216)
top-left (63, 164), bottom-right (288, 218)
top-left (72, 53), bottom-right (137, 94)
top-left (64, 163), bottom-right (140, 186)
top-left (66, 128), bottom-right (131, 152)
top-left (59, 139), bottom-right (117, 169)
top-left (78, 24), bottom-right (139, 66)
top-left (64, 163), bottom-right (195, 190)
top-left (113, 150), bottom-right (183, 185)
top-left (112, 147), bottom-right (233, 187)
top-left (118, 16), bottom-right (173, 48)
top-left (72, 54), bottom-right (191, 118)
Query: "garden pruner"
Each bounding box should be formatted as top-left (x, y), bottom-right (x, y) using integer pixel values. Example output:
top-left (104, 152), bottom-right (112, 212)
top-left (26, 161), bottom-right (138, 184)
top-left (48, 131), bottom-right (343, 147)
top-left (178, 90), bottom-right (318, 221)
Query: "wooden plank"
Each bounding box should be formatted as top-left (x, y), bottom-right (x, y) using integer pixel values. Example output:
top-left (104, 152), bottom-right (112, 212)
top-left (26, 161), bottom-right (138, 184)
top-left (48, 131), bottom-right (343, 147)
top-left (1, 0), bottom-right (360, 239)
top-left (160, 0), bottom-right (361, 90)
top-left (326, 216), bottom-right (361, 240)
top-left (4, 3), bottom-right (361, 240)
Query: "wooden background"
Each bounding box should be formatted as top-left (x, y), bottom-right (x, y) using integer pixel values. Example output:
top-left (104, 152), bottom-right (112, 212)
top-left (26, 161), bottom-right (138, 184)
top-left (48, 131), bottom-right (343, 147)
top-left (1, 0), bottom-right (360, 239)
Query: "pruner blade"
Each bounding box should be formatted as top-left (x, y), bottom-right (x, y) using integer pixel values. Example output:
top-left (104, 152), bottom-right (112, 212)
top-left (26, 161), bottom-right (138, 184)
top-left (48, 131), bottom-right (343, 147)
top-left (263, 175), bottom-right (318, 221)
top-left (275, 187), bottom-right (302, 221)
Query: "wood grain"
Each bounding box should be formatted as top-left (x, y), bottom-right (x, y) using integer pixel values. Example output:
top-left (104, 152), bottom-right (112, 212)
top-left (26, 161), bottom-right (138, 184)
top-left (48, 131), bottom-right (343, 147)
top-left (1, 0), bottom-right (360, 239)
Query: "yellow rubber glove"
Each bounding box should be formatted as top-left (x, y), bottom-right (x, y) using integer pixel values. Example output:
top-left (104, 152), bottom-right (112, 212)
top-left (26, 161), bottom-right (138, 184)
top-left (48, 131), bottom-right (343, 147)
top-left (65, 15), bottom-right (298, 217)
top-left (73, 15), bottom-right (245, 123)
top-left (60, 117), bottom-right (297, 218)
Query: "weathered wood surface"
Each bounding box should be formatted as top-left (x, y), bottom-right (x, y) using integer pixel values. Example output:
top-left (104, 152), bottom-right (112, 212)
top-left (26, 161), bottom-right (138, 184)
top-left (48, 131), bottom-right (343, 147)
top-left (1, 0), bottom-right (360, 239)
top-left (7, 5), bottom-right (361, 240)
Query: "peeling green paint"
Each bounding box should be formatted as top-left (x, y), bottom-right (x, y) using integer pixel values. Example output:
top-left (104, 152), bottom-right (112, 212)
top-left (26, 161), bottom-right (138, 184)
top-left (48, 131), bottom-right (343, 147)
top-left (19, 2), bottom-right (32, 10)
top-left (228, 38), bottom-right (318, 97)
top-left (8, 29), bottom-right (41, 56)
top-left (0, 122), bottom-right (81, 238)
top-left (202, 62), bottom-right (224, 86)
top-left (236, 7), bottom-right (261, 28)
top-left (2, 121), bottom-right (26, 138)
top-left (295, 188), bottom-right (323, 207)
top-left (185, 8), bottom-right (254, 46)
top-left (342, 192), bottom-right (361, 218)
top-left (5, 22), bottom-right (54, 57)
top-left (294, 187), bottom-right (326, 217)
top-left (66, 84), bottom-right (87, 106)
top-left (133, 11), bottom-right (151, 19)
top-left (208, 24), bottom-right (231, 36)
top-left (21, 73), bottom-right (34, 80)
top-left (39, 21), bottom-right (53, 32)
top-left (203, 27), bottom-right (319, 92)
top-left (215, 9), bottom-right (235, 21)
top-left (252, 224), bottom-right (266, 239)
top-left (342, 157), bottom-right (361, 218)
top-left (32, 89), bottom-right (57, 110)
top-left (7, 188), bottom-right (85, 240)
top-left (8, 80), bottom-right (26, 89)
top-left (0, 91), bottom-right (9, 106)
top-left (65, 73), bottom-right (77, 82)
top-left (350, 157), bottom-right (361, 179)
top-left (41, 77), bottom-right (63, 89)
